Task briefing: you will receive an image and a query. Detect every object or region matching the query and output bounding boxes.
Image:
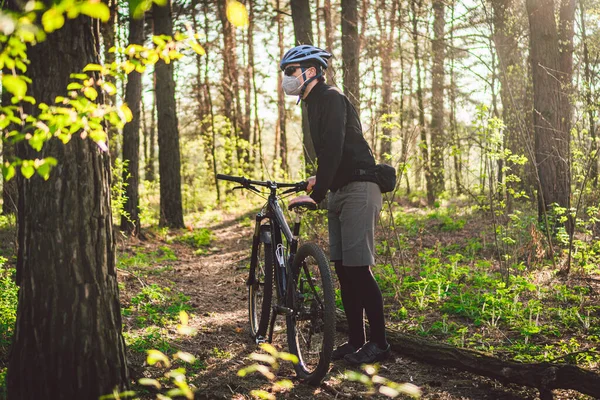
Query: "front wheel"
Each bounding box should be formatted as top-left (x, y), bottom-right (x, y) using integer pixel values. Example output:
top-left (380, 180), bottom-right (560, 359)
top-left (249, 238), bottom-right (273, 342)
top-left (286, 242), bottom-right (335, 385)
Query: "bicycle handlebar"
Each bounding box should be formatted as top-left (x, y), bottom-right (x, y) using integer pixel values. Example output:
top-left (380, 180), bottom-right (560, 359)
top-left (216, 174), bottom-right (308, 192)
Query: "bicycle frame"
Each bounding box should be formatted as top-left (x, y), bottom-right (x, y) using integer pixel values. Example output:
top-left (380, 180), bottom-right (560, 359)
top-left (251, 187), bottom-right (300, 299)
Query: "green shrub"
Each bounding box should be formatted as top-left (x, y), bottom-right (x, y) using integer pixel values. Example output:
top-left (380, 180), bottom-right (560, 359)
top-left (0, 257), bottom-right (18, 349)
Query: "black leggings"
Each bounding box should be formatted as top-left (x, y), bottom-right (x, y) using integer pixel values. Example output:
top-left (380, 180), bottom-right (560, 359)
top-left (334, 261), bottom-right (387, 348)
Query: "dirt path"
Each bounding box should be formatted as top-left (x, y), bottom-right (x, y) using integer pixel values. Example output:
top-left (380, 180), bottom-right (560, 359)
top-left (131, 210), bottom-right (583, 400)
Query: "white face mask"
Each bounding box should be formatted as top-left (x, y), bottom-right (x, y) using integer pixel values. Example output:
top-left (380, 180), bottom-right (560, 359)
top-left (282, 70), bottom-right (307, 96)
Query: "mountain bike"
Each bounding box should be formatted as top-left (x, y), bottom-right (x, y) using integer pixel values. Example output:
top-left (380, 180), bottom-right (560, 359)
top-left (216, 174), bottom-right (335, 384)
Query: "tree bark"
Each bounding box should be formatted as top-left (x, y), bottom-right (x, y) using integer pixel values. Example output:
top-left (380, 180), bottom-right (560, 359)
top-left (429, 0), bottom-right (445, 204)
top-left (491, 0), bottom-right (532, 200)
top-left (290, 0), bottom-right (316, 174)
top-left (580, 0), bottom-right (597, 187)
top-left (376, 0), bottom-right (398, 160)
top-left (153, 0), bottom-right (184, 228)
top-left (7, 15), bottom-right (128, 399)
top-left (145, 71), bottom-right (157, 182)
top-left (101, 0), bottom-right (119, 167)
top-left (323, 0), bottom-right (335, 84)
top-left (276, 0), bottom-right (288, 173)
top-left (121, 12), bottom-right (145, 235)
top-left (525, 0), bottom-right (573, 227)
top-left (341, 0), bottom-right (360, 110)
top-left (411, 0), bottom-right (430, 196)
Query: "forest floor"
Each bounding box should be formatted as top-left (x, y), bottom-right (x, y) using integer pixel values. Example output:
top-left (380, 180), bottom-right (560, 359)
top-left (114, 203), bottom-right (595, 400)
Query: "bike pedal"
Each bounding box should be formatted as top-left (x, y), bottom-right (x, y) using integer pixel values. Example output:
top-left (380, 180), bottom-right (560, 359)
top-left (274, 305), bottom-right (294, 316)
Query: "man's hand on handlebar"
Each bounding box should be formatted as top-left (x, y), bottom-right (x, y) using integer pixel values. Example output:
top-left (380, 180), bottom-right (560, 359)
top-left (306, 176), bottom-right (316, 193)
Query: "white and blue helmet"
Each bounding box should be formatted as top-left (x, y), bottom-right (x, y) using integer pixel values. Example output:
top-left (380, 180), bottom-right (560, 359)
top-left (279, 45), bottom-right (332, 71)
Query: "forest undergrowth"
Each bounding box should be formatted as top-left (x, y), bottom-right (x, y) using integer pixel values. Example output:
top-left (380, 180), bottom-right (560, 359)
top-left (0, 188), bottom-right (599, 399)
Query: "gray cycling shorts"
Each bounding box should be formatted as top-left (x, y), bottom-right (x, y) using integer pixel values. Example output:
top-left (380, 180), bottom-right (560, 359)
top-left (327, 181), bottom-right (382, 266)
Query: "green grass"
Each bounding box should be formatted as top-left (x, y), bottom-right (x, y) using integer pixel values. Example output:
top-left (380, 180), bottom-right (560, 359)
top-left (0, 258), bottom-right (17, 351)
top-left (123, 284), bottom-right (192, 328)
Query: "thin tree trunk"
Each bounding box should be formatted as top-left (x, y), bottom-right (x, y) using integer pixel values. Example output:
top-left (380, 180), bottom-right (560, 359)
top-left (121, 12), bottom-right (144, 235)
top-left (377, 0), bottom-right (398, 160)
top-left (276, 0), bottom-right (288, 173)
top-left (429, 0), bottom-right (445, 204)
top-left (449, 1), bottom-right (461, 194)
top-left (290, 0), bottom-right (316, 174)
top-left (202, 0), bottom-right (220, 201)
top-left (580, 0), bottom-right (597, 187)
top-left (7, 14), bottom-right (128, 399)
top-left (101, 0), bottom-right (119, 167)
top-left (323, 0), bottom-right (335, 84)
top-left (217, 0), bottom-right (236, 169)
top-left (146, 73), bottom-right (156, 182)
top-left (411, 0), bottom-right (429, 195)
top-left (153, 0), bottom-right (184, 228)
top-left (342, 0), bottom-right (360, 110)
top-left (525, 0), bottom-right (573, 226)
top-left (491, 0), bottom-right (530, 199)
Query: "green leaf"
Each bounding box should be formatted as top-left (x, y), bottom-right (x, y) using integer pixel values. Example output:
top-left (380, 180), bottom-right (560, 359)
top-left (2, 75), bottom-right (28, 99)
top-left (83, 63), bottom-right (103, 72)
top-left (226, 0), bottom-right (248, 27)
top-left (41, 8), bottom-right (65, 33)
top-left (83, 87), bottom-right (98, 101)
top-left (2, 163), bottom-right (15, 181)
top-left (147, 349), bottom-right (171, 367)
top-left (138, 378), bottom-right (161, 389)
top-left (189, 42), bottom-right (205, 56)
top-left (21, 164), bottom-right (34, 179)
top-left (175, 351), bottom-right (195, 363)
top-left (79, 2), bottom-right (110, 22)
top-left (67, 82), bottom-right (83, 90)
top-left (36, 162), bottom-right (53, 180)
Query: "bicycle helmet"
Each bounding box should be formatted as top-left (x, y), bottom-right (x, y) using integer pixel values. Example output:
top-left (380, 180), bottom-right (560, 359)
top-left (279, 45), bottom-right (332, 71)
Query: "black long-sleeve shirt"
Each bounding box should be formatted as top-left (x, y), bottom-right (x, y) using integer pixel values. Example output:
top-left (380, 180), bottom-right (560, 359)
top-left (304, 81), bottom-right (376, 203)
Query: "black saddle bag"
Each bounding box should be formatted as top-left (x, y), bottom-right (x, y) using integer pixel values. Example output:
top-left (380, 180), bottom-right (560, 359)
top-left (355, 163), bottom-right (397, 193)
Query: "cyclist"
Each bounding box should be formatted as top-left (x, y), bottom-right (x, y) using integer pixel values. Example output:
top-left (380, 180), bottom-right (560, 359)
top-left (282, 45), bottom-right (391, 365)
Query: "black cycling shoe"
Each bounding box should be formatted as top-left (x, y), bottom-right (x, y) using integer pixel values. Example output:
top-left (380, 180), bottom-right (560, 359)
top-left (331, 342), bottom-right (358, 361)
top-left (344, 341), bottom-right (391, 365)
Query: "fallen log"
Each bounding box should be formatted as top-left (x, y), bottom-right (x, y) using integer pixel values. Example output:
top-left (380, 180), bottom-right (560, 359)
top-left (335, 310), bottom-right (600, 400)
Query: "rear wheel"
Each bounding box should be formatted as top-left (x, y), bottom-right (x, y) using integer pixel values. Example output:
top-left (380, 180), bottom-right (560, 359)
top-left (286, 242), bottom-right (335, 385)
top-left (249, 237), bottom-right (273, 341)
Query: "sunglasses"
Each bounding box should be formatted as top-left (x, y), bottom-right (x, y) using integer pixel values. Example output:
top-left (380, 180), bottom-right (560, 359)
top-left (284, 65), bottom-right (312, 76)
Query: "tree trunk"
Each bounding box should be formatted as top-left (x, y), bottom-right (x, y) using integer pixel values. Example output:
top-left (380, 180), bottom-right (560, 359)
top-left (491, 0), bottom-right (531, 200)
top-left (376, 0), bottom-right (398, 160)
top-left (121, 12), bottom-right (144, 235)
top-left (341, 0), bottom-right (360, 110)
top-left (276, 0), bottom-right (288, 173)
top-left (580, 0), bottom-right (597, 186)
top-left (411, 0), bottom-right (430, 196)
top-left (146, 72), bottom-right (157, 182)
top-left (153, 0), bottom-right (184, 228)
top-left (525, 0), bottom-right (573, 226)
top-left (1, 74), bottom-right (17, 215)
top-left (7, 15), bottom-right (128, 399)
top-left (290, 0), bottom-right (316, 174)
top-left (449, 0), bottom-right (462, 195)
top-left (429, 0), bottom-right (445, 204)
top-left (323, 0), bottom-right (335, 84)
top-left (101, 0), bottom-right (119, 167)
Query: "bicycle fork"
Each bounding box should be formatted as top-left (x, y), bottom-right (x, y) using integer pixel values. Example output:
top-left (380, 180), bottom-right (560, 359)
top-left (266, 214), bottom-right (303, 342)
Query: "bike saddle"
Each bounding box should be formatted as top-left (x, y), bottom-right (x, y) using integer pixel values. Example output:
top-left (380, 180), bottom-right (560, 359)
top-left (288, 201), bottom-right (318, 211)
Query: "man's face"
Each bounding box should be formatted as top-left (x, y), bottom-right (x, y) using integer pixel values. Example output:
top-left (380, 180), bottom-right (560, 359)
top-left (283, 63), bottom-right (315, 83)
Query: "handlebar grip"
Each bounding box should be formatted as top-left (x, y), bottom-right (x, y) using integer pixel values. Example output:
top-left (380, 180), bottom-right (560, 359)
top-left (216, 174), bottom-right (245, 184)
